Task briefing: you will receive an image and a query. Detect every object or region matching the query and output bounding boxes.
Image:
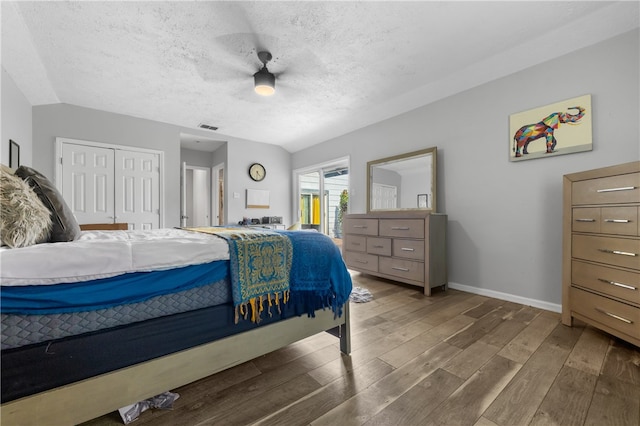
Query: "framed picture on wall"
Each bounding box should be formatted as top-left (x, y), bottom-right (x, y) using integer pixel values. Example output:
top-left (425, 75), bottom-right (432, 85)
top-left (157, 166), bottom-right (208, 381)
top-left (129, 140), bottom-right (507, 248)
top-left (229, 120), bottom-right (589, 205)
top-left (9, 140), bottom-right (20, 168)
top-left (509, 94), bottom-right (592, 162)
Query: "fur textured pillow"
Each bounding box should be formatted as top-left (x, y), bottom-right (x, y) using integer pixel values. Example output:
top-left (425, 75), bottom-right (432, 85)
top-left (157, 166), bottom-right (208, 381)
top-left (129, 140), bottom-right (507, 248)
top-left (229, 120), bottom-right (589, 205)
top-left (0, 168), bottom-right (52, 248)
top-left (15, 165), bottom-right (81, 242)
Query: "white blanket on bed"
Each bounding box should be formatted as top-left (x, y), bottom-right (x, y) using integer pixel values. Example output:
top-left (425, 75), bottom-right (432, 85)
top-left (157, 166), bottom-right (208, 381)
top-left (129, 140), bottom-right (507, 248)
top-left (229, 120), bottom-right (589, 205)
top-left (0, 228), bottom-right (229, 286)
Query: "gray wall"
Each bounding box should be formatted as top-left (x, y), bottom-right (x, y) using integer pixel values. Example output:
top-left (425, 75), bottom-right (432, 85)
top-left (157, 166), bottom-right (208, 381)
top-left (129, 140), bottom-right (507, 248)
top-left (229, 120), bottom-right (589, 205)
top-left (292, 29), bottom-right (640, 308)
top-left (180, 148), bottom-right (214, 168)
top-left (1, 67), bottom-right (32, 167)
top-left (226, 140), bottom-right (292, 226)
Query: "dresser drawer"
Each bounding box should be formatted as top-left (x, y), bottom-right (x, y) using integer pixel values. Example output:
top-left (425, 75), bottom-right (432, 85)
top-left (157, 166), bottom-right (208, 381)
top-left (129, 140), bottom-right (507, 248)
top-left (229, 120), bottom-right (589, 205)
top-left (379, 257), bottom-right (424, 282)
top-left (344, 235), bottom-right (366, 252)
top-left (572, 260), bottom-right (640, 305)
top-left (367, 237), bottom-right (391, 256)
top-left (572, 207), bottom-right (638, 236)
top-left (344, 218), bottom-right (378, 236)
top-left (392, 239), bottom-right (425, 260)
top-left (573, 207), bottom-right (601, 233)
top-left (601, 206), bottom-right (638, 236)
top-left (345, 251), bottom-right (378, 272)
top-left (572, 234), bottom-right (640, 270)
top-left (379, 219), bottom-right (424, 238)
top-left (572, 172), bottom-right (640, 205)
top-left (570, 287), bottom-right (639, 339)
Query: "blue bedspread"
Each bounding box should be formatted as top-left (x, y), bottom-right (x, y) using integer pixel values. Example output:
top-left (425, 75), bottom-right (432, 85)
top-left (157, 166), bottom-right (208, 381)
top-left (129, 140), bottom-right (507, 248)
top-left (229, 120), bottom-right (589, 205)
top-left (277, 230), bottom-right (352, 318)
top-left (1, 262), bottom-right (229, 315)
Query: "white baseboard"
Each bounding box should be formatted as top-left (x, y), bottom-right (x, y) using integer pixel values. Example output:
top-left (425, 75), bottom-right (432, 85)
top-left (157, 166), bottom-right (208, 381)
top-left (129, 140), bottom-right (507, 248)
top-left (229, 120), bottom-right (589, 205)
top-left (447, 282), bottom-right (561, 313)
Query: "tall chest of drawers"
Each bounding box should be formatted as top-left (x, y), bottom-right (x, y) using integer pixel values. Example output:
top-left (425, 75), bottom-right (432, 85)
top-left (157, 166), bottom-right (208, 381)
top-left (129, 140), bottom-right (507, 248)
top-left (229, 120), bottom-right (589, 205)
top-left (562, 161), bottom-right (640, 346)
top-left (343, 212), bottom-right (447, 295)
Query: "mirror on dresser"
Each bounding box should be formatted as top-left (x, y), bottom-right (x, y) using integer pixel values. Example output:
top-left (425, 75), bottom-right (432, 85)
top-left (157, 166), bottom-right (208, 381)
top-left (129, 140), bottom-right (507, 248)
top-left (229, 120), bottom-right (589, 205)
top-left (367, 147), bottom-right (437, 213)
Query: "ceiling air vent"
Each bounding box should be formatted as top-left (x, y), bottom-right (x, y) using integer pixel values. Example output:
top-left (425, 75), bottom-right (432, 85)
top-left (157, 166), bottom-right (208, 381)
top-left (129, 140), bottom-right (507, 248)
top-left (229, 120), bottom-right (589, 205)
top-left (198, 123), bottom-right (219, 131)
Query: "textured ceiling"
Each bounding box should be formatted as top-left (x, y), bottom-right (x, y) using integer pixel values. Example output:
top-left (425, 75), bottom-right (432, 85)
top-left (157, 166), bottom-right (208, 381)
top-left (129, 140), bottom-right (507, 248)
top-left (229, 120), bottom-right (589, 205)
top-left (2, 1), bottom-right (638, 153)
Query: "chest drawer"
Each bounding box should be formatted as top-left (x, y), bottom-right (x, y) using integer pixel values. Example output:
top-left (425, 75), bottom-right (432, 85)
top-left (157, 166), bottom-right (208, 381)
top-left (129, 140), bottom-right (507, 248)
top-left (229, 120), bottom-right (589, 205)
top-left (367, 237), bottom-right (391, 256)
top-left (379, 219), bottom-right (424, 238)
top-left (570, 287), bottom-right (639, 340)
top-left (392, 239), bottom-right (425, 260)
top-left (572, 234), bottom-right (640, 270)
top-left (573, 172), bottom-right (640, 205)
top-left (344, 235), bottom-right (366, 252)
top-left (573, 207), bottom-right (600, 233)
top-left (573, 207), bottom-right (638, 236)
top-left (379, 257), bottom-right (424, 283)
top-left (601, 206), bottom-right (638, 236)
top-left (572, 260), bottom-right (640, 305)
top-left (345, 251), bottom-right (378, 272)
top-left (344, 218), bottom-right (378, 236)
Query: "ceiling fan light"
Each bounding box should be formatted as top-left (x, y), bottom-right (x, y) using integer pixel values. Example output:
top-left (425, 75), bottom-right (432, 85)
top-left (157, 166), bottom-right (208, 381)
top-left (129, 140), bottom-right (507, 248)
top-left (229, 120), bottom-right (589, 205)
top-left (254, 68), bottom-right (275, 96)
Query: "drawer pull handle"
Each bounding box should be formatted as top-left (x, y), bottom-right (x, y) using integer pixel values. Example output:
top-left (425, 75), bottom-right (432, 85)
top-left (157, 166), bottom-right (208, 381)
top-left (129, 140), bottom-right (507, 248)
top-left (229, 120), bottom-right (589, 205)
top-left (604, 219), bottom-right (631, 223)
top-left (597, 186), bottom-right (637, 193)
top-left (575, 218), bottom-right (596, 222)
top-left (372, 245), bottom-right (384, 248)
top-left (392, 266), bottom-right (410, 272)
top-left (351, 242), bottom-right (361, 246)
top-left (355, 259), bottom-right (368, 264)
top-left (401, 247), bottom-right (415, 252)
top-left (595, 307), bottom-right (633, 324)
top-left (597, 278), bottom-right (637, 291)
top-left (353, 225), bottom-right (367, 229)
top-left (598, 249), bottom-right (638, 257)
top-left (391, 227), bottom-right (410, 230)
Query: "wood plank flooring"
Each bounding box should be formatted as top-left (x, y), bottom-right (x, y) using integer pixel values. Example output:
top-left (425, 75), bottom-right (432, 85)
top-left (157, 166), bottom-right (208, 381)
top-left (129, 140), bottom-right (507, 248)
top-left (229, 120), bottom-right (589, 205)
top-left (82, 273), bottom-right (640, 426)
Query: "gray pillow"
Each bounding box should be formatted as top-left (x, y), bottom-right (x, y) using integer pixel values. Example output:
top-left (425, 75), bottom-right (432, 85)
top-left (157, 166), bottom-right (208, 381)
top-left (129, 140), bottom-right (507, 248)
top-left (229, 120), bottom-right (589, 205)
top-left (15, 166), bottom-right (81, 242)
top-left (0, 168), bottom-right (52, 248)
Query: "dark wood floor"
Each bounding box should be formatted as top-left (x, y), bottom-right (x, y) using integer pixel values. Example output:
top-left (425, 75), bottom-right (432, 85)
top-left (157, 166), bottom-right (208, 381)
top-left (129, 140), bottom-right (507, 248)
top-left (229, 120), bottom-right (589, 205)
top-left (83, 273), bottom-right (640, 426)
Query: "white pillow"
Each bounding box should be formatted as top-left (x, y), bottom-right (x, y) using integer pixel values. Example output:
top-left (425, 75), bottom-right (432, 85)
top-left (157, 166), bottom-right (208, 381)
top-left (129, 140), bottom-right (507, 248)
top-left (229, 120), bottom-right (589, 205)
top-left (0, 167), bottom-right (52, 248)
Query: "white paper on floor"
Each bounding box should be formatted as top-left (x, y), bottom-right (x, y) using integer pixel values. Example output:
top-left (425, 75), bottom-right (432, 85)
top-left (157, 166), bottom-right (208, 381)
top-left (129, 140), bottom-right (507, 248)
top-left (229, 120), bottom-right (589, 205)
top-left (349, 287), bottom-right (373, 303)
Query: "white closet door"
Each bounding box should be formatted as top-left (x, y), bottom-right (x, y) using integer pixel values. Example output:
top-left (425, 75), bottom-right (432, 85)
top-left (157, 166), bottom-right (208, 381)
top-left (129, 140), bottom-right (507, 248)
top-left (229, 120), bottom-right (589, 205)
top-left (61, 143), bottom-right (115, 225)
top-left (115, 150), bottom-right (160, 230)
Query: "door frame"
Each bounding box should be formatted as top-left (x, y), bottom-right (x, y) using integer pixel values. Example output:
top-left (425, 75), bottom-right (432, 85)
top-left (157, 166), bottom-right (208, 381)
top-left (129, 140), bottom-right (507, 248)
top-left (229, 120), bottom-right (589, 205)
top-left (55, 137), bottom-right (165, 228)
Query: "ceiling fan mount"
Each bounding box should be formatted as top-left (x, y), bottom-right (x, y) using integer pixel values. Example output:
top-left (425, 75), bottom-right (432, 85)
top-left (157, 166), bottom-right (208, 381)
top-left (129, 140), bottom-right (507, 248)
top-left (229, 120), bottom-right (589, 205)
top-left (257, 51), bottom-right (273, 67)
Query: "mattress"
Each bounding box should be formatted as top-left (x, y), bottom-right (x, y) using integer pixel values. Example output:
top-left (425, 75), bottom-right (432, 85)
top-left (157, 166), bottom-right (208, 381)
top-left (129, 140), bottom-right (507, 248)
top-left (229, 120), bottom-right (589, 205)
top-left (0, 228), bottom-right (233, 349)
top-left (0, 228), bottom-right (229, 286)
top-left (1, 276), bottom-right (231, 349)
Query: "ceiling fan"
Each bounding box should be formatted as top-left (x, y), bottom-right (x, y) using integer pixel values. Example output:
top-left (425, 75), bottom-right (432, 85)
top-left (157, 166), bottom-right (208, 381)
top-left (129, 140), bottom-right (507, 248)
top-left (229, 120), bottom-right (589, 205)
top-left (253, 51), bottom-right (276, 96)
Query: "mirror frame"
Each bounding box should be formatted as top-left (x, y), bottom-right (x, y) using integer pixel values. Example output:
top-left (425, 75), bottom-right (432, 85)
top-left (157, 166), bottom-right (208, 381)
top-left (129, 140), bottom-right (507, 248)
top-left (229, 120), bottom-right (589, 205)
top-left (366, 146), bottom-right (437, 213)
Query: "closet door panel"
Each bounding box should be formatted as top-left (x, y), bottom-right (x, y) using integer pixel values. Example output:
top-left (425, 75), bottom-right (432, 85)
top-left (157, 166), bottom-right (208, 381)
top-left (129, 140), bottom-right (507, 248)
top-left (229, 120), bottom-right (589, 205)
top-left (61, 143), bottom-right (115, 225)
top-left (115, 150), bottom-right (160, 230)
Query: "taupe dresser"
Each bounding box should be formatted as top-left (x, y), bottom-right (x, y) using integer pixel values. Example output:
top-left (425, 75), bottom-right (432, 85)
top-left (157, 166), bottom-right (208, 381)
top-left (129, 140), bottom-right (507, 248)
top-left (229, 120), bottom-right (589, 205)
top-left (562, 161), bottom-right (640, 346)
top-left (343, 211), bottom-right (447, 295)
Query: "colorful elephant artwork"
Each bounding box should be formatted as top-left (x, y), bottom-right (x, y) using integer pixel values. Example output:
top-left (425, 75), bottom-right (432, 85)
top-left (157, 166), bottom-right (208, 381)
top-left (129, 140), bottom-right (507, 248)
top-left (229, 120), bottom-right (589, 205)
top-left (512, 106), bottom-right (586, 157)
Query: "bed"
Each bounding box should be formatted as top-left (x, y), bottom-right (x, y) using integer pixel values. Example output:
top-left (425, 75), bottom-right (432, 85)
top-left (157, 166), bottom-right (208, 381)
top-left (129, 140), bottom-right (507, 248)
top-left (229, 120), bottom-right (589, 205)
top-left (0, 226), bottom-right (352, 425)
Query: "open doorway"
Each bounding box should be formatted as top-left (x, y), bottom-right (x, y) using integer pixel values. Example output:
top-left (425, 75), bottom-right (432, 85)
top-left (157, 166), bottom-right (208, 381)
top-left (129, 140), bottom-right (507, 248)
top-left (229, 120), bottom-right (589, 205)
top-left (212, 163), bottom-right (224, 226)
top-left (181, 164), bottom-right (211, 227)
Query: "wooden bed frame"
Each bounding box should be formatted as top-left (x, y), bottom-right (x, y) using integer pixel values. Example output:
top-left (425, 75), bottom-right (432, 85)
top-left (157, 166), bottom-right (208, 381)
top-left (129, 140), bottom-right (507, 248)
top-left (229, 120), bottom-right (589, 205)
top-left (1, 303), bottom-right (350, 425)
